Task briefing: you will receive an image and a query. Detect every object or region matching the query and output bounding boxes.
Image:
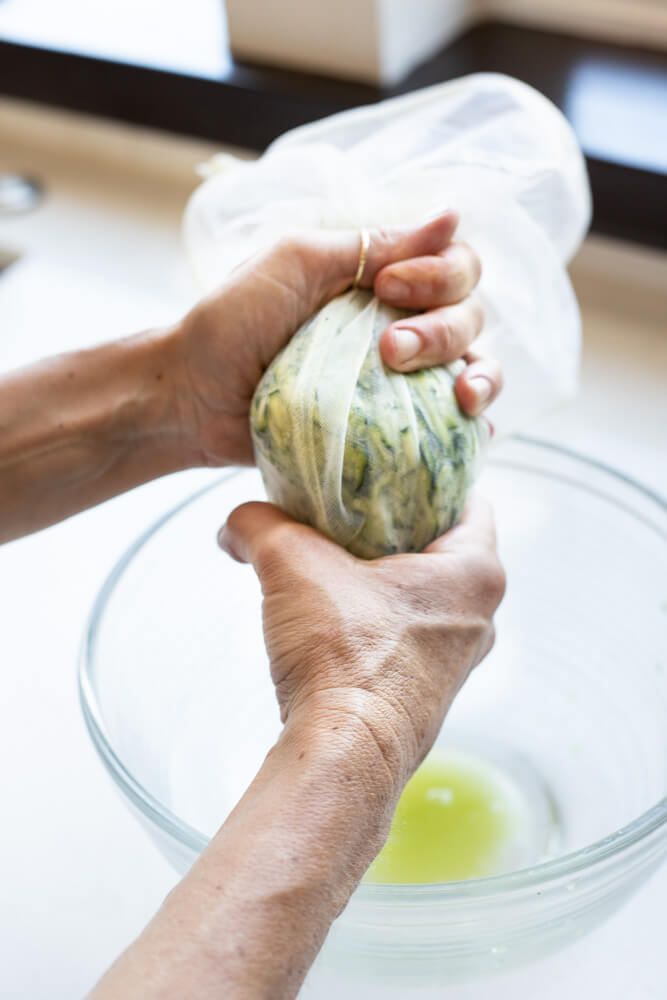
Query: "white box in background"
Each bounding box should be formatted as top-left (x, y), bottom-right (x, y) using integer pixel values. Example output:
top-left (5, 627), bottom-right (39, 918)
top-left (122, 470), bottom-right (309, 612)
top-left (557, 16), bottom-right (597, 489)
top-left (225, 0), bottom-right (473, 85)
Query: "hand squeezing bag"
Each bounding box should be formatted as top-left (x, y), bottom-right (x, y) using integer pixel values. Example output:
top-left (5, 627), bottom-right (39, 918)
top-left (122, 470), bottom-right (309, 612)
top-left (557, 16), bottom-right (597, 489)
top-left (251, 290), bottom-right (486, 558)
top-left (185, 74), bottom-right (591, 557)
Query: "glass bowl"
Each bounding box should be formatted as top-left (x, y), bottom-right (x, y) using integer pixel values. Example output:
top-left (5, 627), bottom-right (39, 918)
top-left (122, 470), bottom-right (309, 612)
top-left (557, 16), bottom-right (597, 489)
top-left (79, 437), bottom-right (667, 992)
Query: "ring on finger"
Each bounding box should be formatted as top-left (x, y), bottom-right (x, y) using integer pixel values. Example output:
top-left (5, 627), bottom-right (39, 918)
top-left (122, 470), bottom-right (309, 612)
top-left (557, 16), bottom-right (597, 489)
top-left (353, 229), bottom-right (370, 288)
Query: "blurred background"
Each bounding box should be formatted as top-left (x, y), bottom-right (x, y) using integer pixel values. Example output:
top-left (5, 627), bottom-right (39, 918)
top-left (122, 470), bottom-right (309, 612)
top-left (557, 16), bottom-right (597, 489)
top-left (0, 2), bottom-right (665, 998)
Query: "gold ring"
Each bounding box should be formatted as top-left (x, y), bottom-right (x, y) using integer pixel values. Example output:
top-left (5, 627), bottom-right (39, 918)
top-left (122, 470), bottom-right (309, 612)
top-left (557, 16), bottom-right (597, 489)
top-left (353, 229), bottom-right (370, 288)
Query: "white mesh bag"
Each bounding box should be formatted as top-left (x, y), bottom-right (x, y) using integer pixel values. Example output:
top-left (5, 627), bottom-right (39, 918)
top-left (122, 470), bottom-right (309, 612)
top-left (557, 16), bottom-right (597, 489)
top-left (184, 73), bottom-right (591, 557)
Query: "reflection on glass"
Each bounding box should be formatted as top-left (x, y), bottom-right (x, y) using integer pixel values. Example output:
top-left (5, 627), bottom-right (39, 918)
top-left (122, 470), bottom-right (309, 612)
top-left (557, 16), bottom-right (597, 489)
top-left (565, 61), bottom-right (667, 173)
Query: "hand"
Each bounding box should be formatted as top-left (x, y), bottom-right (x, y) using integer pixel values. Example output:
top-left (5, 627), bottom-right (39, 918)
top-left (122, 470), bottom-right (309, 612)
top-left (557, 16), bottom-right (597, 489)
top-left (84, 221), bottom-right (504, 1000)
top-left (173, 212), bottom-right (502, 467)
top-left (90, 496), bottom-right (504, 1000)
top-left (0, 213), bottom-right (500, 544)
top-left (219, 493), bottom-right (505, 788)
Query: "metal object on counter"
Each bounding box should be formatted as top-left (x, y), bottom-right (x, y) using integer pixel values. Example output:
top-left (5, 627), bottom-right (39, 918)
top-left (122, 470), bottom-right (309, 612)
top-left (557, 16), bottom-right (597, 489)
top-left (0, 173), bottom-right (43, 214)
top-left (0, 247), bottom-right (20, 275)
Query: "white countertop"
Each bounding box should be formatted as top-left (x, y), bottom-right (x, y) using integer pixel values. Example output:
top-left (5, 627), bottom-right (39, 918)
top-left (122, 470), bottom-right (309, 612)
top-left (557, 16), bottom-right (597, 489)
top-left (1, 99), bottom-right (665, 998)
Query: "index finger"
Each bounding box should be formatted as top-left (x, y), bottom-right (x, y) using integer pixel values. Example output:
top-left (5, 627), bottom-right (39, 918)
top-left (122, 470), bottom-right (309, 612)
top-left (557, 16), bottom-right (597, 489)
top-left (360, 211), bottom-right (460, 285)
top-left (281, 212), bottom-right (460, 317)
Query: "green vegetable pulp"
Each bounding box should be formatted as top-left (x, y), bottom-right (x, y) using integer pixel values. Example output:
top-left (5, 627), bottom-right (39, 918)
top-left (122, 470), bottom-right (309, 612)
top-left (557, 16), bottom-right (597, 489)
top-left (365, 749), bottom-right (525, 884)
top-left (250, 291), bottom-right (485, 559)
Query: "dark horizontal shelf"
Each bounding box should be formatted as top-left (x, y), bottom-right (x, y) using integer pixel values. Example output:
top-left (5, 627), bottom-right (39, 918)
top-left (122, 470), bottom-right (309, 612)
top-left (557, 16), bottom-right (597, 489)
top-left (1, 22), bottom-right (666, 249)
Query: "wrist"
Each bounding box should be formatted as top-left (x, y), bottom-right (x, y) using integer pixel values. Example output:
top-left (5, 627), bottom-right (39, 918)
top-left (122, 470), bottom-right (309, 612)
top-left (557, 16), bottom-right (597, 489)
top-left (160, 307), bottom-right (248, 469)
top-left (134, 322), bottom-right (200, 471)
top-left (283, 689), bottom-right (414, 805)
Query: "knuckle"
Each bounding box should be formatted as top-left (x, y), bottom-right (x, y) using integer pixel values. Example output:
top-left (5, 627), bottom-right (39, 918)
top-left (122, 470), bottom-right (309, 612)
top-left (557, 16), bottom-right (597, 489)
top-left (469, 619), bottom-right (497, 673)
top-left (479, 558), bottom-right (507, 607)
top-left (432, 317), bottom-right (455, 355)
top-left (366, 228), bottom-right (403, 284)
top-left (374, 226), bottom-right (395, 247)
top-left (480, 622), bottom-right (496, 661)
top-left (255, 523), bottom-right (293, 572)
top-left (469, 298), bottom-right (485, 334)
top-left (464, 551), bottom-right (506, 609)
top-left (492, 361), bottom-right (505, 394)
top-left (470, 247), bottom-right (483, 285)
top-left (457, 241), bottom-right (482, 283)
top-left (372, 227), bottom-right (398, 265)
top-left (442, 243), bottom-right (476, 297)
top-left (274, 234), bottom-right (302, 259)
top-left (271, 235), bottom-right (312, 284)
top-left (443, 264), bottom-right (468, 299)
top-left (274, 234), bottom-right (322, 277)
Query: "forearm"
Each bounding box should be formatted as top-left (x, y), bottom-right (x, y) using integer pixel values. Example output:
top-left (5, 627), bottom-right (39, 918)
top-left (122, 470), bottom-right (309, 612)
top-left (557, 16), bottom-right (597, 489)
top-left (0, 328), bottom-right (190, 542)
top-left (91, 701), bottom-right (401, 1000)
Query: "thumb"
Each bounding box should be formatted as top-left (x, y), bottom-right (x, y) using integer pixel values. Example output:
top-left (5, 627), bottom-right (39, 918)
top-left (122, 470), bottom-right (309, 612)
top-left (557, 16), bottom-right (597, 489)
top-left (218, 501), bottom-right (342, 578)
top-left (218, 501), bottom-right (295, 568)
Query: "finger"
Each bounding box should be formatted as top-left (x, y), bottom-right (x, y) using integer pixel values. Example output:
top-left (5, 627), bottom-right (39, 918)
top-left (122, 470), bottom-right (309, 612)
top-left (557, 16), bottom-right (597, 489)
top-left (374, 241), bottom-right (482, 310)
top-left (454, 355), bottom-right (503, 417)
top-left (363, 211), bottom-right (460, 285)
top-left (380, 298), bottom-right (484, 372)
top-left (218, 501), bottom-right (345, 577)
top-left (425, 492), bottom-right (497, 557)
top-left (311, 211), bottom-right (459, 298)
top-left (218, 502), bottom-right (289, 565)
top-left (247, 213), bottom-right (460, 355)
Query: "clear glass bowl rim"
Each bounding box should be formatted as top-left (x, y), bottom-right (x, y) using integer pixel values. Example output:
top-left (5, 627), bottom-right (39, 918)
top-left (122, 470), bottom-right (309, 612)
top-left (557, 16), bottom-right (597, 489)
top-left (79, 436), bottom-right (667, 903)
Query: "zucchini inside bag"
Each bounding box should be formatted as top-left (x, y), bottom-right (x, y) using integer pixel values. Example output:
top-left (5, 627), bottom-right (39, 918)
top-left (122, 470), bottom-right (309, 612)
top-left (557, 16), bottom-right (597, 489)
top-left (184, 73), bottom-right (591, 555)
top-left (251, 290), bottom-right (486, 558)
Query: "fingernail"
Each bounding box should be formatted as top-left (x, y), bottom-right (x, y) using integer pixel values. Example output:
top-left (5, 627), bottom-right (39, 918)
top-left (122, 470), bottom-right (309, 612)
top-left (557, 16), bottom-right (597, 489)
top-left (392, 327), bottom-right (422, 363)
top-left (468, 375), bottom-right (493, 412)
top-left (381, 277), bottom-right (410, 301)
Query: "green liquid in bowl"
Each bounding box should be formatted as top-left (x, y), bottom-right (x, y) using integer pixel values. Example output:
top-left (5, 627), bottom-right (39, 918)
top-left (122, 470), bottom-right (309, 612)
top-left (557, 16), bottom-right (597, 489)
top-left (365, 748), bottom-right (531, 883)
